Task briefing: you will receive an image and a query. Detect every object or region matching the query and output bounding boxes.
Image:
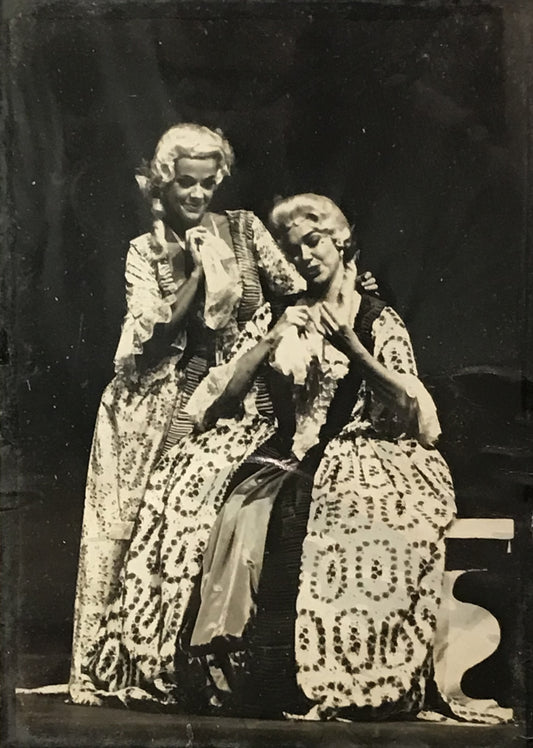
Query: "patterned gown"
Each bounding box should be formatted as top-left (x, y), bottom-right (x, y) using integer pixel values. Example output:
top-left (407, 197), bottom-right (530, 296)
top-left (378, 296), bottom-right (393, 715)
top-left (293, 308), bottom-right (456, 717)
top-left (69, 210), bottom-right (303, 702)
top-left (183, 299), bottom-right (457, 720)
top-left (82, 303), bottom-right (278, 705)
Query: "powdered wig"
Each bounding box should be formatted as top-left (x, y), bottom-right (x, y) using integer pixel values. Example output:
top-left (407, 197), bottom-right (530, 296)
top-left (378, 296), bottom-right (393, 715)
top-left (147, 123), bottom-right (234, 192)
top-left (136, 123), bottom-right (234, 263)
top-left (270, 194), bottom-right (356, 261)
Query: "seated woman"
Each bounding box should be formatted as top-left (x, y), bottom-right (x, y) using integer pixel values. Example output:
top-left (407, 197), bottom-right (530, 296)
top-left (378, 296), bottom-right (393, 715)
top-left (180, 193), bottom-right (457, 721)
top-left (81, 193), bottom-right (434, 716)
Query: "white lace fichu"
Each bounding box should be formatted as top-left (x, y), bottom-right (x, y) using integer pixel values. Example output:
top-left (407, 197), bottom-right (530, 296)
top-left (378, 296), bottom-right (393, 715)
top-left (186, 265), bottom-right (362, 458)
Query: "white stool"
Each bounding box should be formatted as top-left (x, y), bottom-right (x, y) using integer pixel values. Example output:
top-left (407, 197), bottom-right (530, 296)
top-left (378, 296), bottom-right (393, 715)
top-left (434, 518), bottom-right (514, 722)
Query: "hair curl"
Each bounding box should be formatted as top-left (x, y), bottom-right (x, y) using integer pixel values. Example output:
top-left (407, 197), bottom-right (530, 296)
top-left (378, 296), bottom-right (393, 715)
top-left (148, 123), bottom-right (234, 194)
top-left (269, 193), bottom-right (356, 261)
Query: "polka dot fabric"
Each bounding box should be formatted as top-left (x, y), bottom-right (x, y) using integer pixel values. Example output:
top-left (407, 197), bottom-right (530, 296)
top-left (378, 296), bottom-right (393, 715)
top-left (84, 415), bottom-right (275, 701)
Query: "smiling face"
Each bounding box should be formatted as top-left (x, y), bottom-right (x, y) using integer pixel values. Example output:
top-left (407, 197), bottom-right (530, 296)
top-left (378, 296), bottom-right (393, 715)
top-left (284, 219), bottom-right (342, 287)
top-left (162, 156), bottom-right (219, 229)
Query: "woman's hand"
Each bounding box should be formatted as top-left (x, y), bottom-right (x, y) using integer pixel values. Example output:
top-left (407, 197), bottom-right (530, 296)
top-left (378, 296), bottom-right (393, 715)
top-left (185, 227), bottom-right (207, 276)
top-left (266, 306), bottom-right (312, 347)
top-left (356, 270), bottom-right (379, 295)
top-left (320, 302), bottom-right (362, 358)
top-left (196, 395), bottom-right (242, 433)
top-left (195, 306), bottom-right (312, 434)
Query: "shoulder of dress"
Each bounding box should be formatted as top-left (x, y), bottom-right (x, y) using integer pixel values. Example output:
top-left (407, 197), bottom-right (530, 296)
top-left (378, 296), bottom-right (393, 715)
top-left (128, 232), bottom-right (153, 257)
top-left (359, 293), bottom-right (387, 316)
top-left (371, 303), bottom-right (406, 334)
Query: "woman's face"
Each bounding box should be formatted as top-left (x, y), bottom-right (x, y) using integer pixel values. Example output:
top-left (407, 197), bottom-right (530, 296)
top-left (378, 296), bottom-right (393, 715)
top-left (163, 157), bottom-right (218, 228)
top-left (284, 219), bottom-right (342, 286)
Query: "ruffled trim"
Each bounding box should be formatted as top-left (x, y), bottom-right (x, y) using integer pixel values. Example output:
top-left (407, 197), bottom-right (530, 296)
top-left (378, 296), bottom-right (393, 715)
top-left (292, 345), bottom-right (352, 460)
top-left (113, 234), bottom-right (185, 383)
top-left (272, 267), bottom-right (360, 459)
top-left (113, 312), bottom-right (186, 385)
top-left (400, 373), bottom-right (441, 447)
top-left (194, 227), bottom-right (243, 330)
top-left (270, 325), bottom-right (324, 386)
top-left (362, 372), bottom-right (442, 448)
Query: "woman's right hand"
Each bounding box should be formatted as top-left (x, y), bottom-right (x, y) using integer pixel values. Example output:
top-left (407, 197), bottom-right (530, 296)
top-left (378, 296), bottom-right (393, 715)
top-left (185, 227), bottom-right (207, 275)
top-left (266, 306), bottom-right (311, 346)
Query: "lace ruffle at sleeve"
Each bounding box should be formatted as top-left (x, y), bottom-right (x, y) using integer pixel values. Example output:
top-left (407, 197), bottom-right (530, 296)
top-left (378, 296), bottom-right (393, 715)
top-left (113, 236), bottom-right (184, 382)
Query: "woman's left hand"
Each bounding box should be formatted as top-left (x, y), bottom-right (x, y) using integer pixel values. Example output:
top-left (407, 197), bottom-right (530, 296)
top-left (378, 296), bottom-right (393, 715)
top-left (185, 226), bottom-right (210, 275)
top-left (196, 392), bottom-right (242, 433)
top-left (320, 303), bottom-right (362, 358)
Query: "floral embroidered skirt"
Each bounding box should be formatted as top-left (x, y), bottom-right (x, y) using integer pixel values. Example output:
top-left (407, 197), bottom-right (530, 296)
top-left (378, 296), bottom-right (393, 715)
top-left (185, 432), bottom-right (457, 719)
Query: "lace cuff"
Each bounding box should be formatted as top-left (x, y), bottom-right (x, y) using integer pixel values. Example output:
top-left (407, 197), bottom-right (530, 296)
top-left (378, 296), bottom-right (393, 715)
top-left (113, 303), bottom-right (186, 382)
top-left (400, 373), bottom-right (441, 447)
top-left (113, 237), bottom-right (185, 382)
top-left (367, 372), bottom-right (441, 448)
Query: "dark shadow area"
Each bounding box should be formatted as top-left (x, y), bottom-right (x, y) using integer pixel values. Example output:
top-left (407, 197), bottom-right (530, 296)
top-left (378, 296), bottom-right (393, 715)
top-left (12, 694), bottom-right (522, 748)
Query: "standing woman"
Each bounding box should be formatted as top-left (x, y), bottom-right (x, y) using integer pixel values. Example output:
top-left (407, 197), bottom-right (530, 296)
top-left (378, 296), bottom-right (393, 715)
top-left (69, 123), bottom-right (306, 704)
top-left (81, 194), bottom-right (449, 718)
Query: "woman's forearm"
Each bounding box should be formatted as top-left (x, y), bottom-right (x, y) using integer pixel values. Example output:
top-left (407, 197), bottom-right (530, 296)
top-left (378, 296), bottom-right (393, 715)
top-left (222, 337), bottom-right (273, 402)
top-left (347, 339), bottom-right (415, 418)
top-left (140, 269), bottom-right (203, 364)
top-left (199, 336), bottom-right (274, 428)
top-left (168, 268), bottom-right (203, 329)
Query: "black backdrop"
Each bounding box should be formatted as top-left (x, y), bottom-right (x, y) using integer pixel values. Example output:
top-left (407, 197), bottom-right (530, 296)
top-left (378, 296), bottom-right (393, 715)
top-left (2, 0), bottom-right (531, 714)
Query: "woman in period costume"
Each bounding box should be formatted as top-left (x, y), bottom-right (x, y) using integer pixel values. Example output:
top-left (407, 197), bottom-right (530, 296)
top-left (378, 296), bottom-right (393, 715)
top-left (183, 193), bottom-right (458, 722)
top-left (69, 123), bottom-right (308, 704)
top-left (82, 194), bottom-right (456, 723)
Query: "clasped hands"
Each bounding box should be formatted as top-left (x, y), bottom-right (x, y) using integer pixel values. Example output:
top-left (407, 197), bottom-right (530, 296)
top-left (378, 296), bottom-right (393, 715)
top-left (183, 226), bottom-right (211, 276)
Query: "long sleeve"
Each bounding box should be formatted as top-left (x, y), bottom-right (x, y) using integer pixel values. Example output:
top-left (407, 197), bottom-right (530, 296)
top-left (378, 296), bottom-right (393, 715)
top-left (185, 302), bottom-right (273, 425)
top-left (367, 306), bottom-right (441, 447)
top-left (113, 235), bottom-right (184, 381)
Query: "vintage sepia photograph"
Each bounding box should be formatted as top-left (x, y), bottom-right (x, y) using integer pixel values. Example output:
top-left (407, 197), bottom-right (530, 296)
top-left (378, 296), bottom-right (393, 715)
top-left (1, 0), bottom-right (532, 745)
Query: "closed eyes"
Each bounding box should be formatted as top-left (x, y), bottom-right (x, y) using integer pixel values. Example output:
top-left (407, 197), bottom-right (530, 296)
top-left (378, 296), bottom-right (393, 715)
top-left (304, 233), bottom-right (322, 248)
top-left (285, 232), bottom-right (324, 258)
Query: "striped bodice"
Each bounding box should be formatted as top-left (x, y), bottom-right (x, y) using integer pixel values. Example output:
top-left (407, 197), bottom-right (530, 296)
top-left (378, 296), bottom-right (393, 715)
top-left (162, 211), bottom-right (273, 453)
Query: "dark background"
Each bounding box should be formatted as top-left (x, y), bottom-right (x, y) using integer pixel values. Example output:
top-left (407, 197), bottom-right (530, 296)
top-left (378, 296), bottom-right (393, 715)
top-left (1, 0), bottom-right (531, 722)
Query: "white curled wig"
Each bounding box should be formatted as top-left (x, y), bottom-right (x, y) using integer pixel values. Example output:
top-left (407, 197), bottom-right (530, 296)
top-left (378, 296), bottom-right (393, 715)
top-left (135, 123), bottom-right (234, 263)
top-left (150, 123), bottom-right (234, 190)
top-left (269, 193), bottom-right (356, 262)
